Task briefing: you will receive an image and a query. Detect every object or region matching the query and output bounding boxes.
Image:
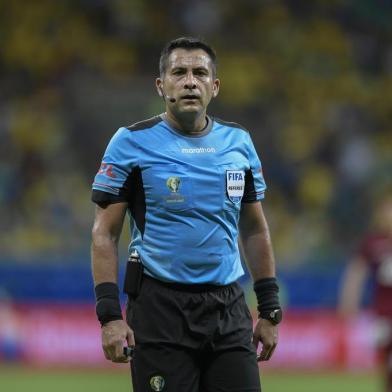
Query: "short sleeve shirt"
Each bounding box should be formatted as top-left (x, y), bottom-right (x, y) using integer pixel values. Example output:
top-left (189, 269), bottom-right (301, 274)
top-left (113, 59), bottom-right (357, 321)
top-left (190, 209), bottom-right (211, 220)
top-left (92, 115), bottom-right (266, 285)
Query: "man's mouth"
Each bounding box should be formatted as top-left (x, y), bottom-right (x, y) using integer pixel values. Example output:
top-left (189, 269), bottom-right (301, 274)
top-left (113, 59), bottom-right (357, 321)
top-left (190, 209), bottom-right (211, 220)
top-left (181, 94), bottom-right (199, 100)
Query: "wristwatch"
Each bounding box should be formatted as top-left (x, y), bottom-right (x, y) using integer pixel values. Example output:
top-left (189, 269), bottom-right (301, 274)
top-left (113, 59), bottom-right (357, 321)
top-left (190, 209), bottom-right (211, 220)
top-left (260, 308), bottom-right (282, 325)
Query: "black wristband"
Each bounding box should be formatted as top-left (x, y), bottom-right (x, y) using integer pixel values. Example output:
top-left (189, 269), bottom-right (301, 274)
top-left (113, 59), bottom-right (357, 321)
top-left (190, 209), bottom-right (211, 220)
top-left (94, 282), bottom-right (123, 327)
top-left (253, 277), bottom-right (281, 318)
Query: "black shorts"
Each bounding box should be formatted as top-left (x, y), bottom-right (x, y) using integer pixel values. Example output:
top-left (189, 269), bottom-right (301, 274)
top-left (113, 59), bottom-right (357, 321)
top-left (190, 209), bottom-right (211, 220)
top-left (126, 275), bottom-right (261, 392)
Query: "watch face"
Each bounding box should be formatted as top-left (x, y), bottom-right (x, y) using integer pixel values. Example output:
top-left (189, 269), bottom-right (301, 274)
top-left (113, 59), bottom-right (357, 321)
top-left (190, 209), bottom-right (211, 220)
top-left (260, 309), bottom-right (283, 324)
top-left (270, 309), bottom-right (282, 324)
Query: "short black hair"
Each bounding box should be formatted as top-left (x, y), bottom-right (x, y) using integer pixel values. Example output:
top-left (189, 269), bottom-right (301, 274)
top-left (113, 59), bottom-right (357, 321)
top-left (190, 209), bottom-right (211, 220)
top-left (159, 37), bottom-right (217, 78)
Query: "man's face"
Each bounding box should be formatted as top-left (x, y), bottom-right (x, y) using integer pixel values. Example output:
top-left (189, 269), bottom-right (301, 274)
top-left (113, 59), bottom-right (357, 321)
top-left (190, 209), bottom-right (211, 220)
top-left (157, 48), bottom-right (220, 114)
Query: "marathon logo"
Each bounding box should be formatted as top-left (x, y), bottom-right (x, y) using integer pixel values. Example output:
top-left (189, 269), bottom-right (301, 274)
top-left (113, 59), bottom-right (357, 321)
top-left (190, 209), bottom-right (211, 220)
top-left (226, 170), bottom-right (245, 204)
top-left (181, 147), bottom-right (216, 154)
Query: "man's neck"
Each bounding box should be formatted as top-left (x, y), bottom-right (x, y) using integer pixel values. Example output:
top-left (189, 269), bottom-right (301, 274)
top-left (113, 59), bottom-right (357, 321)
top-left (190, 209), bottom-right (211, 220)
top-left (164, 110), bottom-right (208, 135)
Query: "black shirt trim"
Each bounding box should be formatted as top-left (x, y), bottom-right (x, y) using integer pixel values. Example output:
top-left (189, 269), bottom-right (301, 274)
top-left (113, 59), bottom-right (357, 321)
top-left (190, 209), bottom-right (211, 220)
top-left (126, 116), bottom-right (163, 132)
top-left (242, 169), bottom-right (260, 203)
top-left (91, 190), bottom-right (128, 205)
top-left (213, 117), bottom-right (249, 133)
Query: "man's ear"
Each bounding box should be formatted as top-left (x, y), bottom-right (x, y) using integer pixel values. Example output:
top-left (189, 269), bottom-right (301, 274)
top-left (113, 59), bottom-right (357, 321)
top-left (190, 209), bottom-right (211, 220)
top-left (212, 79), bottom-right (220, 98)
top-left (156, 78), bottom-right (163, 97)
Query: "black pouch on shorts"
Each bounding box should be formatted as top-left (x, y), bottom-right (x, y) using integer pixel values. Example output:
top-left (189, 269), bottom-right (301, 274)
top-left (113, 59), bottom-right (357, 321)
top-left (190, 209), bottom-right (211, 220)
top-left (123, 261), bottom-right (144, 298)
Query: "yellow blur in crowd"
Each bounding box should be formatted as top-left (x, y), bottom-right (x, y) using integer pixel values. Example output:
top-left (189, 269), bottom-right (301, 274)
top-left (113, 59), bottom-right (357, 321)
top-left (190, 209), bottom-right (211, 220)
top-left (0, 0), bottom-right (391, 263)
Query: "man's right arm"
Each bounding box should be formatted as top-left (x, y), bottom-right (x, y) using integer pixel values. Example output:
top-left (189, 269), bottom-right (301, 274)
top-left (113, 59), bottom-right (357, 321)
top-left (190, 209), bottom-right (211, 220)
top-left (91, 202), bottom-right (134, 363)
top-left (91, 202), bottom-right (127, 284)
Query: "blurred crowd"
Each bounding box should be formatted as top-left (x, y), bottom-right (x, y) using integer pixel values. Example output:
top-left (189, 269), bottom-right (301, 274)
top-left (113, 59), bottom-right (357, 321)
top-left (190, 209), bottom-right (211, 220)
top-left (0, 0), bottom-right (391, 264)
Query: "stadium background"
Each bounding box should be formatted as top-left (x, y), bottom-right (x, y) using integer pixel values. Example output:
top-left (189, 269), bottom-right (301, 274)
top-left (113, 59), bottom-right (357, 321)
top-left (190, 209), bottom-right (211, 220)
top-left (0, 0), bottom-right (391, 391)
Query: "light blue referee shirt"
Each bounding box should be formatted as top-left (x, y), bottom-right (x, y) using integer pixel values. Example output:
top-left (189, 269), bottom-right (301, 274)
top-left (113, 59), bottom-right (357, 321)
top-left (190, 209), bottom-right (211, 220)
top-left (92, 115), bottom-right (266, 285)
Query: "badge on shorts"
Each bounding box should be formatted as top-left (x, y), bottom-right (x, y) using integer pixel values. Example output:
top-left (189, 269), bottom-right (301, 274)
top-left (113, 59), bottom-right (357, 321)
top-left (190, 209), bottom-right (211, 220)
top-left (150, 375), bottom-right (165, 391)
top-left (226, 170), bottom-right (245, 204)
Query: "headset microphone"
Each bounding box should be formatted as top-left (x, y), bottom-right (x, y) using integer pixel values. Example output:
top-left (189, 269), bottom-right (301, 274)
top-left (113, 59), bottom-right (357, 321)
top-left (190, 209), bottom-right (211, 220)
top-left (159, 86), bottom-right (176, 103)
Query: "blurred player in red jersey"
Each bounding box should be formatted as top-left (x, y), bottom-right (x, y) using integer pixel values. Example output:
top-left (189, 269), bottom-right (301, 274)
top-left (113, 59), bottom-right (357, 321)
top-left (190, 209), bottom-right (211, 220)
top-left (339, 194), bottom-right (392, 392)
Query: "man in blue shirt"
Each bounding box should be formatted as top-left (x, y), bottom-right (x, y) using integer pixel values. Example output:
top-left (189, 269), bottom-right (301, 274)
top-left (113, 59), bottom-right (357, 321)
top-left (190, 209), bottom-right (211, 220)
top-left (91, 37), bottom-right (282, 392)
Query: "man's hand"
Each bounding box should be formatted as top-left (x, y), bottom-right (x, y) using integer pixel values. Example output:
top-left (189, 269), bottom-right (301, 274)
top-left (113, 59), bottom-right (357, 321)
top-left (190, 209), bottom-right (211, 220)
top-left (101, 319), bottom-right (135, 363)
top-left (252, 318), bottom-right (278, 361)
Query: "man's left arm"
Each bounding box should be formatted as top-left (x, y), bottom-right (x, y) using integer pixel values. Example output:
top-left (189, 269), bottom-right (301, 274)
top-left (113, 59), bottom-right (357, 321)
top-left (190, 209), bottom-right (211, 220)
top-left (239, 201), bottom-right (281, 361)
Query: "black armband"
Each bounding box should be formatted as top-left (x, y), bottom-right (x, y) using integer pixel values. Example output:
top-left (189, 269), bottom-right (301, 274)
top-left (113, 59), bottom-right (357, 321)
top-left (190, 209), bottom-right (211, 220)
top-left (94, 282), bottom-right (123, 327)
top-left (253, 277), bottom-right (282, 324)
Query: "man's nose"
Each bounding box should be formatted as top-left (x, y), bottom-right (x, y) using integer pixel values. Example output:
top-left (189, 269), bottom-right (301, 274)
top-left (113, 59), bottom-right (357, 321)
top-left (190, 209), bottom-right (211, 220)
top-left (183, 72), bottom-right (197, 90)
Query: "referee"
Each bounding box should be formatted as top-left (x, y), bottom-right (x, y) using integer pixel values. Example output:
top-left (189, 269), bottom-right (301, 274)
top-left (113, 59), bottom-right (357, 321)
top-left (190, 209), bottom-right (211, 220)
top-left (91, 37), bottom-right (282, 392)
